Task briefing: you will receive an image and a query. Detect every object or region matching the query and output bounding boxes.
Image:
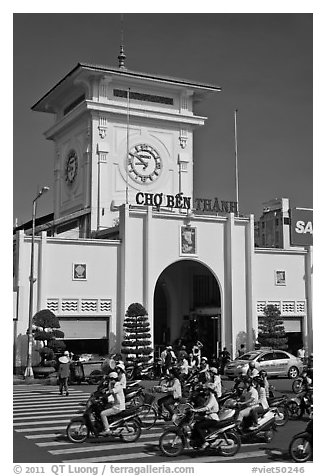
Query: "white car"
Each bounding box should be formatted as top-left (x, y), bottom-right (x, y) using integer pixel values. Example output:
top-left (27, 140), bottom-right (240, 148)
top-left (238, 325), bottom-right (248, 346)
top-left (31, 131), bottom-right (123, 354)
top-left (224, 349), bottom-right (304, 379)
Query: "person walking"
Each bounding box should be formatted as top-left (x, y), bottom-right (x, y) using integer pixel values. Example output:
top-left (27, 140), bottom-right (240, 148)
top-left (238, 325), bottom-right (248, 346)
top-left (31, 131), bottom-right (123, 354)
top-left (238, 344), bottom-right (246, 357)
top-left (58, 350), bottom-right (71, 396)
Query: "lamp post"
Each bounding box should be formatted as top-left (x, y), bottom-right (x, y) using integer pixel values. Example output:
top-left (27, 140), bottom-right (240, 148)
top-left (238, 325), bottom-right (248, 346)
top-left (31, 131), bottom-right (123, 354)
top-left (24, 186), bottom-right (49, 379)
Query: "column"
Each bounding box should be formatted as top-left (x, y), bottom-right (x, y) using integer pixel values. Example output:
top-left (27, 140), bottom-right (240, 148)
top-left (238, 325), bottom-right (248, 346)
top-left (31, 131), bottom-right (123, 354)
top-left (245, 214), bottom-right (255, 351)
top-left (224, 213), bottom-right (235, 358)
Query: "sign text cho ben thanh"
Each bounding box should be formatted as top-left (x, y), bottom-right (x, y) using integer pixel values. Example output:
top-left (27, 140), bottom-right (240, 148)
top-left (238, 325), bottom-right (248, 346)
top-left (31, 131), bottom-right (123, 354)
top-left (135, 192), bottom-right (238, 214)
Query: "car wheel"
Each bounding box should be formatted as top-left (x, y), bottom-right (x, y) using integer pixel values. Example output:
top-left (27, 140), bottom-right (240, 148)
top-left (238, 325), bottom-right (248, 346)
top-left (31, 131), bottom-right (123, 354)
top-left (288, 366), bottom-right (299, 379)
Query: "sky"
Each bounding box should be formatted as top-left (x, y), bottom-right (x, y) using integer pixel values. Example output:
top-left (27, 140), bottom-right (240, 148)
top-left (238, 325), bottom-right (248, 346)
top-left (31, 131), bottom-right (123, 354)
top-left (12, 11), bottom-right (313, 225)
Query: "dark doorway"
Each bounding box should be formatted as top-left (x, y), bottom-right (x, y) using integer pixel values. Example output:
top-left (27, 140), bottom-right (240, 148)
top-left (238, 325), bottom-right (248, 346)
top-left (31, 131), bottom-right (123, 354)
top-left (154, 260), bottom-right (221, 359)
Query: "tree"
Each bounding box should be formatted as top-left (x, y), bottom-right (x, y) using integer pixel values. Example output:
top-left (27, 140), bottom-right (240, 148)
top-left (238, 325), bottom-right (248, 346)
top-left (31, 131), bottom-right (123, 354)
top-left (257, 305), bottom-right (288, 350)
top-left (32, 309), bottom-right (66, 366)
top-left (121, 303), bottom-right (153, 365)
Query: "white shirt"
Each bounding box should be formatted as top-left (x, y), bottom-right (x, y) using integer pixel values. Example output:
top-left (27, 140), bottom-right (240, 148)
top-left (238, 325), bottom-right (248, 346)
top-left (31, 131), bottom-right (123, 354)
top-left (257, 387), bottom-right (269, 409)
top-left (198, 393), bottom-right (220, 420)
top-left (212, 375), bottom-right (222, 397)
top-left (119, 372), bottom-right (127, 389)
top-left (167, 378), bottom-right (182, 399)
top-left (180, 358), bottom-right (189, 374)
top-left (111, 381), bottom-right (125, 410)
top-left (242, 387), bottom-right (259, 407)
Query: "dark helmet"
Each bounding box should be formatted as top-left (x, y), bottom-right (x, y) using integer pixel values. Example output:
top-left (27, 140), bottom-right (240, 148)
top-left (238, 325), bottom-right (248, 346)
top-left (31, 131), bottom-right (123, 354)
top-left (253, 377), bottom-right (264, 387)
top-left (169, 367), bottom-right (180, 379)
top-left (249, 361), bottom-right (256, 369)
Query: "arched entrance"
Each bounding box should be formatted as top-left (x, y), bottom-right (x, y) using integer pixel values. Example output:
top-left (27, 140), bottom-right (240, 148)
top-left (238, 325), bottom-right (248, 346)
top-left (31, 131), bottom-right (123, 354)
top-left (154, 260), bottom-right (222, 359)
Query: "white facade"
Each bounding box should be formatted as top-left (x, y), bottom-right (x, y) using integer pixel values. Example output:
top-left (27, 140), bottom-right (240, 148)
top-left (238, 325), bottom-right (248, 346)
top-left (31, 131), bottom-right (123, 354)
top-left (13, 63), bottom-right (312, 372)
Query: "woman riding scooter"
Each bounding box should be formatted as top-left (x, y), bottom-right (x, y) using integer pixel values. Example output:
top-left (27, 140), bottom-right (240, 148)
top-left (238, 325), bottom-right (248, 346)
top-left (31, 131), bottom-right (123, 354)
top-left (191, 383), bottom-right (220, 449)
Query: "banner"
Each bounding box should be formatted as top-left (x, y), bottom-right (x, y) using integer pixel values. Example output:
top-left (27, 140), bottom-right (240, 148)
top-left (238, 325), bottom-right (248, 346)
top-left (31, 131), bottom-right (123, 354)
top-left (290, 208), bottom-right (313, 246)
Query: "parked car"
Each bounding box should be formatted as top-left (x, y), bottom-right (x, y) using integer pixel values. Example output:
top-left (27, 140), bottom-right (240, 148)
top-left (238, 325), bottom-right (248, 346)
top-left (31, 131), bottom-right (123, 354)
top-left (224, 350), bottom-right (304, 379)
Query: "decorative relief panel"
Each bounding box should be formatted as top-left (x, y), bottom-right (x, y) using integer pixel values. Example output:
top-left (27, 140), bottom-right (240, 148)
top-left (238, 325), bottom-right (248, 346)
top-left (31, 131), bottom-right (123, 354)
top-left (47, 298), bottom-right (112, 315)
top-left (256, 300), bottom-right (306, 316)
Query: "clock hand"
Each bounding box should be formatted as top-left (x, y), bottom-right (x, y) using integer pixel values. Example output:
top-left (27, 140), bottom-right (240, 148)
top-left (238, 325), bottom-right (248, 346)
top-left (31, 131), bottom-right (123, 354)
top-left (129, 152), bottom-right (148, 169)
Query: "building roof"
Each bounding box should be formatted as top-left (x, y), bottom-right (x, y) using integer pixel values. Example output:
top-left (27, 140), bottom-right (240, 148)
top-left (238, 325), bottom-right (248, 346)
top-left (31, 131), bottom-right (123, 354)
top-left (32, 62), bottom-right (221, 113)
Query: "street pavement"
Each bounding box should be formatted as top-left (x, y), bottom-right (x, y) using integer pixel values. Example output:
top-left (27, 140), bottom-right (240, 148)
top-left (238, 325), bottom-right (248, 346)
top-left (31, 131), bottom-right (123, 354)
top-left (13, 380), bottom-right (309, 464)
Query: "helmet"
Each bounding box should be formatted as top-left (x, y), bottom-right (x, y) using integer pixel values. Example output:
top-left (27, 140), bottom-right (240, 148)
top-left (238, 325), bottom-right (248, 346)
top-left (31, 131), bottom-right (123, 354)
top-left (108, 372), bottom-right (118, 379)
top-left (210, 367), bottom-right (218, 375)
top-left (249, 361), bottom-right (256, 368)
top-left (64, 351), bottom-right (70, 356)
top-left (254, 377), bottom-right (264, 387)
top-left (242, 376), bottom-right (252, 385)
top-left (201, 357), bottom-right (208, 362)
top-left (116, 363), bottom-right (125, 371)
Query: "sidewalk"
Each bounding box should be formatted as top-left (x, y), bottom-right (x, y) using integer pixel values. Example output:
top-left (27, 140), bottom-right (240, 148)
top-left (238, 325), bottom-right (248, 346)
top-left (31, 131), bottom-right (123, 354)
top-left (13, 374), bottom-right (57, 385)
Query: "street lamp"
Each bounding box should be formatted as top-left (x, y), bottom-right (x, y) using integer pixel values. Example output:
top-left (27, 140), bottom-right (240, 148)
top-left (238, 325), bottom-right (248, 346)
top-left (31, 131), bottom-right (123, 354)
top-left (24, 186), bottom-right (50, 379)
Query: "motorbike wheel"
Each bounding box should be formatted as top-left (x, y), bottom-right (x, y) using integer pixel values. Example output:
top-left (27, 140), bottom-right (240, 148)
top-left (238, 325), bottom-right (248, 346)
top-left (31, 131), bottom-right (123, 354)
top-left (292, 378), bottom-right (303, 394)
top-left (264, 429), bottom-right (274, 443)
top-left (287, 401), bottom-right (301, 420)
top-left (120, 419), bottom-right (141, 443)
top-left (274, 404), bottom-right (289, 427)
top-left (138, 404), bottom-right (157, 429)
top-left (218, 430), bottom-right (241, 456)
top-left (159, 429), bottom-right (185, 457)
top-left (66, 419), bottom-right (89, 443)
top-left (289, 436), bottom-right (312, 462)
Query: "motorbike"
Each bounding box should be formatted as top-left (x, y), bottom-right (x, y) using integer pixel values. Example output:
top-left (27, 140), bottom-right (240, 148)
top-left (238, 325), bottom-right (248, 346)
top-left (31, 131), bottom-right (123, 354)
top-left (267, 386), bottom-right (289, 426)
top-left (66, 389), bottom-right (142, 443)
top-left (126, 362), bottom-right (156, 380)
top-left (222, 399), bottom-right (277, 443)
top-left (292, 373), bottom-right (313, 394)
top-left (289, 419), bottom-right (313, 462)
top-left (159, 407), bottom-right (241, 457)
top-left (287, 390), bottom-right (313, 419)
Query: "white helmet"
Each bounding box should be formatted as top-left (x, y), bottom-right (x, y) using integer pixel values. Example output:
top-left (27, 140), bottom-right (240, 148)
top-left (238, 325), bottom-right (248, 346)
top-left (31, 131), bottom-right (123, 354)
top-left (109, 372), bottom-right (118, 379)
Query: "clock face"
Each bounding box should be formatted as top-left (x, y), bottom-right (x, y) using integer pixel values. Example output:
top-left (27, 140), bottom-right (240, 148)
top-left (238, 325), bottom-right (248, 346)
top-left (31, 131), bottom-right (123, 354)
top-left (127, 144), bottom-right (162, 183)
top-left (65, 150), bottom-right (78, 184)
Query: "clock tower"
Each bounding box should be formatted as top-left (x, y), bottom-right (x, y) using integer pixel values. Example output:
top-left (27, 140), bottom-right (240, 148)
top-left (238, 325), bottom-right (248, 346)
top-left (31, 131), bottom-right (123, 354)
top-left (32, 59), bottom-right (220, 235)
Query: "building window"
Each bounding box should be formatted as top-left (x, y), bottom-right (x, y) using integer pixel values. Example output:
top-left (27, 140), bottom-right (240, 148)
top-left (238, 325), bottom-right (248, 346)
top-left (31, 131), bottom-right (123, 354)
top-left (113, 89), bottom-right (174, 105)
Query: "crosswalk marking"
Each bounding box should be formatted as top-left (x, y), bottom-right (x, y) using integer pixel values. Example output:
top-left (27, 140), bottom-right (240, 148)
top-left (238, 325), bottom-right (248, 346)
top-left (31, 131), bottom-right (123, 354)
top-left (14, 386), bottom-right (272, 464)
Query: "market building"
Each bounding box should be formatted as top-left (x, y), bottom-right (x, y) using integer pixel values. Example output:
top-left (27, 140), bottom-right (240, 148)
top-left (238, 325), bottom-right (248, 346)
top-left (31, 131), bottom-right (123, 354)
top-left (13, 58), bottom-right (313, 373)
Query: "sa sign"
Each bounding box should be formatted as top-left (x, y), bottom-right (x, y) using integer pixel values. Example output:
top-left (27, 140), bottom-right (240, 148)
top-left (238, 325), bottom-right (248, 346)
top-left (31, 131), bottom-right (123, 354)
top-left (290, 208), bottom-right (313, 246)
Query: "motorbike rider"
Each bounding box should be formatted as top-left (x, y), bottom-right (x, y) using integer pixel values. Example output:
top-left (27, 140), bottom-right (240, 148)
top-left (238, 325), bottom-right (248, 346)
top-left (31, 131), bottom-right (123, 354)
top-left (249, 377), bottom-right (269, 428)
top-left (157, 367), bottom-right (182, 419)
top-left (198, 357), bottom-right (210, 384)
top-left (177, 355), bottom-right (189, 381)
top-left (300, 370), bottom-right (313, 391)
top-left (235, 376), bottom-right (259, 425)
top-left (259, 369), bottom-right (270, 398)
top-left (161, 346), bottom-right (177, 374)
top-left (209, 367), bottom-right (222, 398)
top-left (116, 362), bottom-right (127, 392)
top-left (247, 361), bottom-right (259, 378)
top-left (100, 371), bottom-right (125, 435)
top-left (191, 383), bottom-right (220, 449)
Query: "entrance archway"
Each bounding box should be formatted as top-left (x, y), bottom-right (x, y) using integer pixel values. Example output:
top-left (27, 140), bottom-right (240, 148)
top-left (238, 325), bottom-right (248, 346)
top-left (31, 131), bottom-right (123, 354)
top-left (154, 260), bottom-right (221, 359)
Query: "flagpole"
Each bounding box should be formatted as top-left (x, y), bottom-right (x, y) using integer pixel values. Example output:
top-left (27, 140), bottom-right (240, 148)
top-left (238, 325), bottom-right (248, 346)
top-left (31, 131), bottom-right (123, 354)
top-left (234, 109), bottom-right (239, 216)
top-left (126, 87), bottom-right (130, 205)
